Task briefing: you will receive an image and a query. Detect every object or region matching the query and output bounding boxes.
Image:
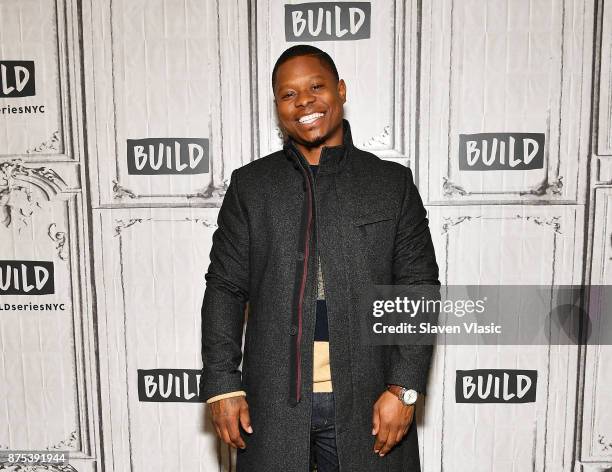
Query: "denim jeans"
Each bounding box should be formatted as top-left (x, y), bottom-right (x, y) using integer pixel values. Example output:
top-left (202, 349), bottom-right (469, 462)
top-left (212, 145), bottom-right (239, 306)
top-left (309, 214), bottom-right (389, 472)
top-left (310, 392), bottom-right (340, 472)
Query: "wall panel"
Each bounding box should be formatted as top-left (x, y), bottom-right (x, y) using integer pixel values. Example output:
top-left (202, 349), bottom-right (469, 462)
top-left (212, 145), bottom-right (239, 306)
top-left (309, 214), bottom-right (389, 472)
top-left (255, 0), bottom-right (418, 164)
top-left (419, 204), bottom-right (583, 471)
top-left (419, 0), bottom-right (593, 203)
top-left (0, 192), bottom-right (96, 460)
top-left (92, 207), bottom-right (229, 471)
top-left (0, 0), bottom-right (75, 160)
top-left (84, 0), bottom-right (252, 206)
top-left (597, 0), bottom-right (612, 156)
top-left (580, 189), bottom-right (612, 470)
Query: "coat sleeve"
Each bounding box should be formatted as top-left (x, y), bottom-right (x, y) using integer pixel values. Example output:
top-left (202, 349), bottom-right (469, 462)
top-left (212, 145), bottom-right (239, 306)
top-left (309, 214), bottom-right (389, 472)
top-left (200, 169), bottom-right (250, 402)
top-left (384, 165), bottom-right (440, 396)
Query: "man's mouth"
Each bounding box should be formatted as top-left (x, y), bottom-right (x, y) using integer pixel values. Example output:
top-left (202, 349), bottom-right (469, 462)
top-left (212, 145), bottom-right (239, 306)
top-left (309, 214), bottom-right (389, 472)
top-left (298, 112), bottom-right (325, 125)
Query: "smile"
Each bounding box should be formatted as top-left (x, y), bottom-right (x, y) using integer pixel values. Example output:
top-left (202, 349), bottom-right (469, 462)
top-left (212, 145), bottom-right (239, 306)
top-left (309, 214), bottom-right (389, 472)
top-left (298, 112), bottom-right (324, 124)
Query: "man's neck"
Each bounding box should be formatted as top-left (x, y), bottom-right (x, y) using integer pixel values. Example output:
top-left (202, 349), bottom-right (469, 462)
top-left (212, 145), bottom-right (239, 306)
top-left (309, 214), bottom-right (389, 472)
top-left (292, 122), bottom-right (345, 165)
top-left (295, 144), bottom-right (324, 165)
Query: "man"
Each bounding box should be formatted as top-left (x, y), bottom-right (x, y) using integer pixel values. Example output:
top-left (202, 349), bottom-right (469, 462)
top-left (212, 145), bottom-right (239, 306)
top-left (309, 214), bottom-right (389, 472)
top-left (201, 45), bottom-right (439, 471)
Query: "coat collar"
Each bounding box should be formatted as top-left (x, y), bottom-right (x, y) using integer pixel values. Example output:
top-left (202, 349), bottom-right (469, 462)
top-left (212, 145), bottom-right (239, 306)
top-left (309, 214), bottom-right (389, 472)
top-left (283, 119), bottom-right (353, 175)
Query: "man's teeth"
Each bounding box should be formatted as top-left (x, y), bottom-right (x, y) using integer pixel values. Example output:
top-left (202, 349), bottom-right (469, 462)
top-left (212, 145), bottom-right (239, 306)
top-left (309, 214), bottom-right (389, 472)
top-left (299, 113), bottom-right (324, 124)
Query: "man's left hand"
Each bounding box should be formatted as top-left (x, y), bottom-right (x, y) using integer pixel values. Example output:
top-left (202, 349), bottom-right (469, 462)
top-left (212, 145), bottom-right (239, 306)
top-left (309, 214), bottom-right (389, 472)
top-left (371, 386), bottom-right (415, 457)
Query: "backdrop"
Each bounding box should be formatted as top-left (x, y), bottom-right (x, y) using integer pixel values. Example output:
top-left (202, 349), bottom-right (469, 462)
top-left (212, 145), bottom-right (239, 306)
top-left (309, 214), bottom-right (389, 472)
top-left (0, 0), bottom-right (610, 471)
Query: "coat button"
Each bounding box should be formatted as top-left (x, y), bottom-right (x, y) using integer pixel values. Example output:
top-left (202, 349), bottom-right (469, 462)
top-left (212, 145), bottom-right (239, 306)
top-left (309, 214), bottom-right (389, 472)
top-left (289, 325), bottom-right (297, 335)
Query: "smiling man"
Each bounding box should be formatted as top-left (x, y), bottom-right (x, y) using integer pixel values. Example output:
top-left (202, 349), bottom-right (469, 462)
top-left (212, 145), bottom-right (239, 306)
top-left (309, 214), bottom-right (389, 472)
top-left (201, 45), bottom-right (440, 471)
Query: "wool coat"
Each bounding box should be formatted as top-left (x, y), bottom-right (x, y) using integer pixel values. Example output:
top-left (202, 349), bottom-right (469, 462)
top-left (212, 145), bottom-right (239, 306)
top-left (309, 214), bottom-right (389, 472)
top-left (200, 119), bottom-right (440, 471)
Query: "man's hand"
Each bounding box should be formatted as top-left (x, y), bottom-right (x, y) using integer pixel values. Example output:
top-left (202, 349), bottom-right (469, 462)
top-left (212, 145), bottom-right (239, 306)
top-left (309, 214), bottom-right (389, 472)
top-left (371, 387), bottom-right (415, 457)
top-left (208, 396), bottom-right (253, 449)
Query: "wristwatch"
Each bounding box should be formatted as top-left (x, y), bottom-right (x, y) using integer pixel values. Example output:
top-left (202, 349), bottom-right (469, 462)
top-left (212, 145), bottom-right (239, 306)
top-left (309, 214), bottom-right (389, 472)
top-left (387, 385), bottom-right (418, 406)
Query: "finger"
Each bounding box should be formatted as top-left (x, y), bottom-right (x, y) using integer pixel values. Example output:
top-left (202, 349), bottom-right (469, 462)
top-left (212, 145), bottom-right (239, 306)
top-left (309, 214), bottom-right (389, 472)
top-left (213, 423), bottom-right (222, 440)
top-left (379, 426), bottom-right (399, 456)
top-left (372, 405), bottom-right (380, 436)
top-left (220, 423), bottom-right (234, 448)
top-left (239, 403), bottom-right (253, 434)
top-left (227, 416), bottom-right (246, 449)
top-left (395, 424), bottom-right (407, 444)
top-left (374, 423), bottom-right (390, 453)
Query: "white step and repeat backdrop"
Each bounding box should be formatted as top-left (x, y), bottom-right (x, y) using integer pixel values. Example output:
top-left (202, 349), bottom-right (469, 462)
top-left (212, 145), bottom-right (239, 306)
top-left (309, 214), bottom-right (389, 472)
top-left (0, 0), bottom-right (610, 471)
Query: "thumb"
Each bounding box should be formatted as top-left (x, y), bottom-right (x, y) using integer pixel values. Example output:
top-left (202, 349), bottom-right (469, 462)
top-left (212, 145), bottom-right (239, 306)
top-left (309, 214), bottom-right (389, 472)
top-left (372, 404), bottom-right (380, 436)
top-left (239, 402), bottom-right (253, 434)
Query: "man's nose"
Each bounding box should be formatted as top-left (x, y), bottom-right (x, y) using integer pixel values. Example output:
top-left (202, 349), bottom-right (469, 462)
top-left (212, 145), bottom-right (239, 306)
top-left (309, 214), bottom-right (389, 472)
top-left (295, 90), bottom-right (315, 107)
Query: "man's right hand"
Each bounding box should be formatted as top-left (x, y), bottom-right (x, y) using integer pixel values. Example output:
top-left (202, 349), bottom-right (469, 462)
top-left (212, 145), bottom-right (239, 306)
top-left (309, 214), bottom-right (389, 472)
top-left (208, 396), bottom-right (253, 449)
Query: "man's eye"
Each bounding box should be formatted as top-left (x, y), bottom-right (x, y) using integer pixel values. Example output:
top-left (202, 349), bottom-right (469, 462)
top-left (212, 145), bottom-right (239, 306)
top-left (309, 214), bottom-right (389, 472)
top-left (312, 84), bottom-right (323, 90)
top-left (282, 92), bottom-right (295, 99)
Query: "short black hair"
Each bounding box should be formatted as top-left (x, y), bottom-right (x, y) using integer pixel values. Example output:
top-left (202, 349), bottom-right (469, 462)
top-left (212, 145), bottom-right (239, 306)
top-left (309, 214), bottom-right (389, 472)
top-left (271, 45), bottom-right (339, 91)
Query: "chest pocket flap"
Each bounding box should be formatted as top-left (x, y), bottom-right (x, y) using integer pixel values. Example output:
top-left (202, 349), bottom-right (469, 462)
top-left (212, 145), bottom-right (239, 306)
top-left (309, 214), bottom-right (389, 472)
top-left (353, 209), bottom-right (395, 227)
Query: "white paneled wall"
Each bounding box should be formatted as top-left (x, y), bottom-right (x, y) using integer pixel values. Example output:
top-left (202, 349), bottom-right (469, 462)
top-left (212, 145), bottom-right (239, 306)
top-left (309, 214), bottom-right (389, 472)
top-left (0, 0), bottom-right (609, 471)
top-left (0, 0), bottom-right (96, 471)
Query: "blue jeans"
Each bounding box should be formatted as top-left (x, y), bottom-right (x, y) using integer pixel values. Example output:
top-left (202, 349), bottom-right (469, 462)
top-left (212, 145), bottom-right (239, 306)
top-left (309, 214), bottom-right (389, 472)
top-left (310, 392), bottom-right (340, 471)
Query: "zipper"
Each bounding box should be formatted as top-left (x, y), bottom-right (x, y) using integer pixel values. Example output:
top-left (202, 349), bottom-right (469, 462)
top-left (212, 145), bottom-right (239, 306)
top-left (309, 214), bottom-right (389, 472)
top-left (292, 149), bottom-right (317, 404)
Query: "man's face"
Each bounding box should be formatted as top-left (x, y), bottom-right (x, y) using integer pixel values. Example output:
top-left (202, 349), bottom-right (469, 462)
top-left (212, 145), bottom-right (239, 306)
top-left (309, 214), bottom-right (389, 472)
top-left (273, 55), bottom-right (346, 148)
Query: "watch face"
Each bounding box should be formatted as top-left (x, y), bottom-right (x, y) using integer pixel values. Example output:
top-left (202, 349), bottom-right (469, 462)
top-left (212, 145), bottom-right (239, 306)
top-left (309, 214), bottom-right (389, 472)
top-left (402, 389), bottom-right (418, 405)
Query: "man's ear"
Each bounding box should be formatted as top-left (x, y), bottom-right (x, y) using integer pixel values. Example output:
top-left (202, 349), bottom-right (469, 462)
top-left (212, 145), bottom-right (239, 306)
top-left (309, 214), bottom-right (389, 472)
top-left (338, 79), bottom-right (347, 104)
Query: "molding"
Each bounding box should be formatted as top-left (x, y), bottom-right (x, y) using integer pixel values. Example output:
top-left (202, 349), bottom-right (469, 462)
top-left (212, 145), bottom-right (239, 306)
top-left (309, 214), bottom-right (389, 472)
top-left (26, 131), bottom-right (62, 154)
top-left (519, 177), bottom-right (564, 197)
top-left (441, 215), bottom-right (478, 234)
top-left (183, 217), bottom-right (218, 228)
top-left (576, 464), bottom-right (612, 472)
top-left (112, 179), bottom-right (229, 201)
top-left (49, 432), bottom-right (78, 451)
top-left (186, 179), bottom-right (230, 200)
top-left (112, 180), bottom-right (137, 200)
top-left (441, 172), bottom-right (565, 200)
top-left (113, 218), bottom-right (151, 237)
top-left (442, 177), bottom-right (469, 197)
top-left (114, 217), bottom-right (218, 237)
top-left (0, 465), bottom-right (78, 472)
top-left (440, 214), bottom-right (562, 236)
top-left (0, 160), bottom-right (67, 228)
top-left (48, 223), bottom-right (68, 261)
top-left (361, 126), bottom-right (392, 149)
top-left (598, 435), bottom-right (612, 453)
top-left (516, 215), bottom-right (562, 234)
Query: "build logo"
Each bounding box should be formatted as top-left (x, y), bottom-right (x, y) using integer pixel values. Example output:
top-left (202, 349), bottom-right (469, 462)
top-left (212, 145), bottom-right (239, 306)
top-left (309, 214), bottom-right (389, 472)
top-left (0, 261), bottom-right (54, 295)
top-left (459, 133), bottom-right (545, 171)
top-left (456, 369), bottom-right (537, 403)
top-left (127, 138), bottom-right (210, 175)
top-left (285, 2), bottom-right (371, 41)
top-left (138, 369), bottom-right (204, 403)
top-left (0, 61), bottom-right (35, 98)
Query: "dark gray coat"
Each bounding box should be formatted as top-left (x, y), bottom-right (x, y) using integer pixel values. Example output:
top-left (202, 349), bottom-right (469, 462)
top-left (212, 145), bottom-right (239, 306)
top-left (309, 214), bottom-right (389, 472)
top-left (200, 120), bottom-right (440, 471)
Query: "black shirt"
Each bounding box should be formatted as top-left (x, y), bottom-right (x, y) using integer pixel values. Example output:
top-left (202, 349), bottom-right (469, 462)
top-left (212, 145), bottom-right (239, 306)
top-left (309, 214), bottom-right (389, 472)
top-left (310, 165), bottom-right (329, 342)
